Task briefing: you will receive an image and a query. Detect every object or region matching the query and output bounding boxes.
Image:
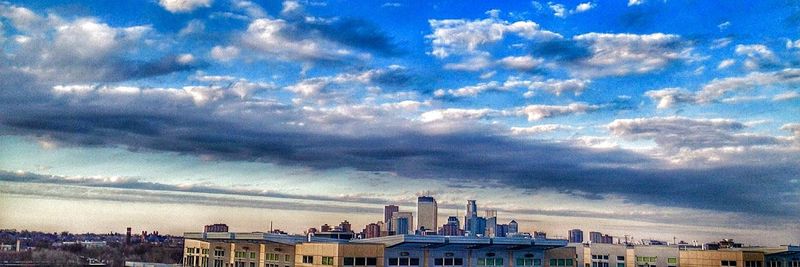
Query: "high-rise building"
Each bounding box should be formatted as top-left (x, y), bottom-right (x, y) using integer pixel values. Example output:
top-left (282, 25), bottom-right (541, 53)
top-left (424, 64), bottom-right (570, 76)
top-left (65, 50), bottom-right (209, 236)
top-left (126, 227), bottom-right (131, 245)
top-left (464, 200), bottom-right (479, 236)
top-left (568, 229), bottom-right (584, 243)
top-left (321, 224), bottom-right (331, 232)
top-left (392, 212), bottom-right (414, 235)
top-left (508, 220), bottom-right (518, 233)
top-left (495, 224), bottom-right (509, 237)
top-left (362, 222), bottom-right (381, 239)
top-left (340, 220), bottom-right (352, 232)
top-left (485, 214), bottom-right (497, 237)
top-left (417, 196), bottom-right (438, 232)
top-left (384, 205), bottom-right (399, 223)
top-left (204, 224), bottom-right (229, 233)
top-left (475, 217), bottom-right (487, 236)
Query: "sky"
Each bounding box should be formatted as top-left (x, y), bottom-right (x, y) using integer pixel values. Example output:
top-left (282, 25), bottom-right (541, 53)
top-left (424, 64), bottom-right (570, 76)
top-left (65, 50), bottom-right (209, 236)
top-left (0, 0), bottom-right (798, 245)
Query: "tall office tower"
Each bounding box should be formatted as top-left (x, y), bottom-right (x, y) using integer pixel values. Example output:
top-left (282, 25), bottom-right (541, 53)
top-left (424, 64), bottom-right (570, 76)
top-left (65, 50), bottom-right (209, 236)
top-left (485, 210), bottom-right (497, 237)
top-left (475, 217), bottom-right (487, 236)
top-left (417, 196), bottom-right (438, 231)
top-left (495, 224), bottom-right (509, 237)
top-left (568, 229), bottom-right (584, 243)
top-left (384, 205), bottom-right (399, 232)
top-left (447, 216), bottom-right (460, 226)
top-left (126, 227), bottom-right (131, 245)
top-left (508, 220), bottom-right (518, 233)
top-left (464, 200), bottom-right (478, 235)
top-left (439, 216), bottom-right (462, 236)
top-left (589, 231), bottom-right (603, 243)
top-left (384, 205), bottom-right (399, 223)
top-left (392, 212), bottom-right (414, 235)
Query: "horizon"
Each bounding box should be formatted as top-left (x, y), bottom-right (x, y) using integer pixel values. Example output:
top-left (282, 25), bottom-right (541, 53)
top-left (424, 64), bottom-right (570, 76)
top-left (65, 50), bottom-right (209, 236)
top-left (1, 0), bottom-right (799, 248)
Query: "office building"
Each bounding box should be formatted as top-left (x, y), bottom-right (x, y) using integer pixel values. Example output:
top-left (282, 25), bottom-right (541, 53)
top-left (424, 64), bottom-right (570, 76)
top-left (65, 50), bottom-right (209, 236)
top-left (589, 232), bottom-right (612, 244)
top-left (439, 216), bottom-right (463, 236)
top-left (384, 205), bottom-right (399, 224)
top-left (495, 224), bottom-right (509, 237)
top-left (569, 229), bottom-right (584, 243)
top-left (485, 210), bottom-right (497, 237)
top-left (417, 196), bottom-right (438, 232)
top-left (340, 221), bottom-right (352, 233)
top-left (509, 220), bottom-right (519, 234)
top-left (392, 212), bottom-right (413, 235)
top-left (765, 246), bottom-right (799, 267)
top-left (465, 200), bottom-right (478, 235)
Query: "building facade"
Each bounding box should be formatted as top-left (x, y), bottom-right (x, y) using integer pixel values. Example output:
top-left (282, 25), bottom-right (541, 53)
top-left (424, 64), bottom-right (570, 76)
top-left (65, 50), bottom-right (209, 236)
top-left (417, 197), bottom-right (438, 232)
top-left (568, 230), bottom-right (583, 244)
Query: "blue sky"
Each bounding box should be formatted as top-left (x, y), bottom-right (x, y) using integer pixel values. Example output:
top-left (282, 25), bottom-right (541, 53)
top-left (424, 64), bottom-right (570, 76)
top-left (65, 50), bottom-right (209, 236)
top-left (0, 0), bottom-right (799, 245)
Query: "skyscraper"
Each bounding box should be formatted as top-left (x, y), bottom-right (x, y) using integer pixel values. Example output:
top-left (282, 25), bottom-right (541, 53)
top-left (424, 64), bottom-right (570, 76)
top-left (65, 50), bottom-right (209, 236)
top-left (392, 212), bottom-right (414, 235)
top-left (508, 220), bottom-right (518, 233)
top-left (417, 196), bottom-right (438, 231)
top-left (589, 231), bottom-right (603, 243)
top-left (362, 222), bottom-right (381, 239)
top-left (569, 229), bottom-right (584, 243)
top-left (384, 205), bottom-right (399, 223)
top-left (485, 210), bottom-right (497, 237)
top-left (464, 200), bottom-right (478, 235)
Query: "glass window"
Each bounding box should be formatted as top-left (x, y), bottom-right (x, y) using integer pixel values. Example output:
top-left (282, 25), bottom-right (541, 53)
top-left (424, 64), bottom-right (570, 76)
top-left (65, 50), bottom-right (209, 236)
top-left (535, 259), bottom-right (541, 266)
top-left (345, 257), bottom-right (355, 266)
top-left (552, 259), bottom-right (558, 266)
top-left (454, 258), bottom-right (464, 266)
top-left (618, 257), bottom-right (625, 261)
top-left (389, 258), bottom-right (399, 266)
top-left (497, 258), bottom-right (504, 266)
top-left (618, 263), bottom-right (625, 267)
top-left (445, 258), bottom-right (454, 266)
top-left (479, 259), bottom-right (486, 266)
top-left (559, 259), bottom-right (566, 266)
top-left (567, 259), bottom-right (573, 266)
top-left (356, 258), bottom-right (366, 266)
top-left (368, 258), bottom-right (377, 266)
top-left (411, 258), bottom-right (420, 266)
top-left (303, 256), bottom-right (314, 264)
top-left (518, 259), bottom-right (526, 266)
top-left (668, 258), bottom-right (677, 264)
top-left (322, 257), bottom-right (334, 265)
top-left (435, 259), bottom-right (444, 266)
top-left (400, 258), bottom-right (409, 265)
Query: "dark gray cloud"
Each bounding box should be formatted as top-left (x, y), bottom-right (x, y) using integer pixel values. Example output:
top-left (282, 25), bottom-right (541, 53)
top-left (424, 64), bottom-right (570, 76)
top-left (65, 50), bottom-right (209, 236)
top-left (1, 91), bottom-right (798, 218)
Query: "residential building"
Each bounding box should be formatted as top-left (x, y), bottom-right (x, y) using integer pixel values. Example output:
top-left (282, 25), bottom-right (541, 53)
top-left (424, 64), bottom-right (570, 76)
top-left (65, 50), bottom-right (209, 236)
top-left (363, 223), bottom-right (381, 239)
top-left (509, 220), bottom-right (519, 234)
top-left (571, 242), bottom-right (678, 267)
top-left (680, 249), bottom-right (763, 267)
top-left (384, 205), bottom-right (399, 224)
top-left (417, 196), bottom-right (438, 232)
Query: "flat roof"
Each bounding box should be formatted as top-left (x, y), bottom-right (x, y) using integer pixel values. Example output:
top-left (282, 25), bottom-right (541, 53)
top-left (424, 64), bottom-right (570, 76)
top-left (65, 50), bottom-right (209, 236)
top-left (352, 235), bottom-right (567, 250)
top-left (184, 232), bottom-right (347, 245)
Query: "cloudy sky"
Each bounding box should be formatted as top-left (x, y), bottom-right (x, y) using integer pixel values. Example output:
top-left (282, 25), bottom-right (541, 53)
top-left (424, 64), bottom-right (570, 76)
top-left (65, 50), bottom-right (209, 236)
top-left (0, 0), bottom-right (799, 245)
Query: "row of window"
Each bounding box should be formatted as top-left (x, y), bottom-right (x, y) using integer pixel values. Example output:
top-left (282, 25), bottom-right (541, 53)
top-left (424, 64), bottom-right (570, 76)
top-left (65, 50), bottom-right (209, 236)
top-left (478, 258), bottom-right (504, 266)
top-left (593, 255), bottom-right (610, 260)
top-left (746, 261), bottom-right (763, 267)
top-left (388, 257), bottom-right (421, 266)
top-left (266, 253), bottom-right (291, 262)
top-left (636, 257), bottom-right (657, 263)
top-left (550, 259), bottom-right (574, 267)
top-left (722, 261), bottom-right (739, 267)
top-left (235, 251), bottom-right (257, 259)
top-left (516, 258), bottom-right (542, 266)
top-left (434, 257), bottom-right (465, 266)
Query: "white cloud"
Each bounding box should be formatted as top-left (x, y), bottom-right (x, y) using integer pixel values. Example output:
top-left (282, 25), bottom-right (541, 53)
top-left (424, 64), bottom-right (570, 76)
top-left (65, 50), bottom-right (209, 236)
top-left (645, 88), bottom-right (696, 109)
top-left (717, 59), bottom-right (735, 70)
top-left (498, 55), bottom-right (543, 71)
top-left (426, 16), bottom-right (561, 58)
top-left (711, 37), bottom-right (732, 49)
top-left (158, 0), bottom-right (212, 13)
top-left (281, 0), bottom-right (302, 15)
top-left (628, 0), bottom-right (644, 6)
top-left (734, 44), bottom-right (777, 70)
top-left (571, 33), bottom-right (693, 77)
top-left (242, 18), bottom-right (356, 62)
top-left (382, 2), bottom-right (402, 8)
top-left (0, 5), bottom-right (42, 31)
top-left (443, 53), bottom-right (494, 71)
top-left (179, 19), bottom-right (205, 37)
top-left (772, 91), bottom-right (800, 102)
top-left (510, 124), bottom-right (574, 135)
top-left (518, 103), bottom-right (599, 121)
top-left (528, 78), bottom-right (590, 96)
top-left (548, 2), bottom-right (566, 18)
top-left (439, 81), bottom-right (505, 97)
top-left (210, 45), bottom-right (241, 62)
top-left (717, 21), bottom-right (731, 31)
top-left (176, 53), bottom-right (195, 64)
top-left (572, 2), bottom-right (595, 13)
top-left (419, 108), bottom-right (497, 123)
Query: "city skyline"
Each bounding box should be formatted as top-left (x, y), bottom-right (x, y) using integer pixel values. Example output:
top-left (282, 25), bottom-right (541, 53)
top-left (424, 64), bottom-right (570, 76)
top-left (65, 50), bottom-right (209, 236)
top-left (0, 0), bottom-right (799, 247)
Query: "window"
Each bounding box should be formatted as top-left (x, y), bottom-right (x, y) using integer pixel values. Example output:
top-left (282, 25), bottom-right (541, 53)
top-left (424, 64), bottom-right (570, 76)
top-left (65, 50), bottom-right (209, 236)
top-left (618, 257), bottom-right (625, 261)
top-left (303, 256), bottom-right (314, 264)
top-left (286, 255), bottom-right (292, 262)
top-left (368, 258), bottom-right (378, 266)
top-left (322, 257), bottom-right (334, 265)
top-left (251, 252), bottom-right (257, 259)
top-left (668, 258), bottom-right (677, 264)
top-left (617, 263), bottom-right (625, 267)
top-left (356, 258), bottom-right (366, 266)
top-left (214, 250), bottom-right (225, 257)
top-left (552, 260), bottom-right (557, 266)
top-left (251, 263), bottom-right (256, 267)
top-left (517, 258), bottom-right (537, 266)
top-left (723, 261), bottom-right (740, 267)
top-left (479, 258), bottom-right (505, 266)
top-left (411, 258), bottom-right (419, 266)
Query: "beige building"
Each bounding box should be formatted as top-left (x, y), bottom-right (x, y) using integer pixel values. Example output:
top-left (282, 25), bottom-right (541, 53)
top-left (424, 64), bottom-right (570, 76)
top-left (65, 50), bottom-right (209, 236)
top-left (295, 243), bottom-right (384, 267)
top-left (545, 247), bottom-right (578, 267)
top-left (417, 196), bottom-right (438, 232)
top-left (679, 250), bottom-right (764, 267)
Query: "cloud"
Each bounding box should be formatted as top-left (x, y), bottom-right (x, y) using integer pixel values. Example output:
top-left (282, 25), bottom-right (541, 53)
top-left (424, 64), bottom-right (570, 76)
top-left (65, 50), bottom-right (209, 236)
top-left (510, 124), bottom-right (575, 135)
top-left (717, 59), bottom-right (735, 70)
top-left (735, 44), bottom-right (779, 70)
top-left (526, 78), bottom-right (590, 96)
top-left (210, 45), bottom-right (241, 62)
top-left (518, 103), bottom-right (599, 121)
top-left (608, 116), bottom-right (784, 151)
top-left (570, 33), bottom-right (695, 77)
top-left (572, 2), bottom-right (596, 14)
top-left (426, 16), bottom-right (561, 58)
top-left (717, 21), bottom-right (731, 31)
top-left (628, 0), bottom-right (643, 6)
top-left (158, 0), bottom-right (212, 13)
top-left (644, 68), bottom-right (800, 108)
top-left (498, 55), bottom-right (543, 71)
top-left (178, 19), bottom-right (206, 37)
top-left (548, 2), bottom-right (567, 18)
top-left (773, 91), bottom-right (800, 101)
